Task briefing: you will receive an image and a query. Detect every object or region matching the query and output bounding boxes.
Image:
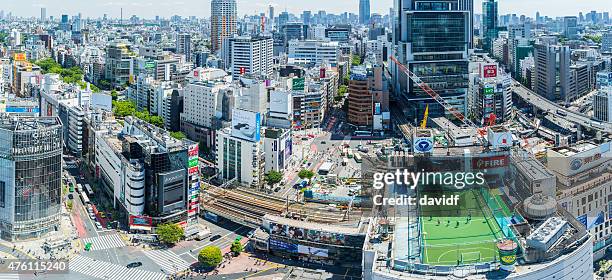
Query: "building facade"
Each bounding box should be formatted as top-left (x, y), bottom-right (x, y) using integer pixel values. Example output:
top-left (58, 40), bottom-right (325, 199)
top-left (0, 117), bottom-right (63, 241)
top-left (211, 0), bottom-right (237, 53)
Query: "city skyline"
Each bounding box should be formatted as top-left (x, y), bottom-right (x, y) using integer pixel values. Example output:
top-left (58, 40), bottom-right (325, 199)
top-left (1, 0), bottom-right (610, 19)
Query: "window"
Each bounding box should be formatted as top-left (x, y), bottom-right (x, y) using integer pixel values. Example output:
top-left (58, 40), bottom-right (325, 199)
top-left (0, 181), bottom-right (4, 208)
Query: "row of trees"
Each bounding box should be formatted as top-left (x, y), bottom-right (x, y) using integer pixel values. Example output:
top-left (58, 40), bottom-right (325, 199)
top-left (35, 58), bottom-right (100, 92)
top-left (112, 100), bottom-right (164, 128)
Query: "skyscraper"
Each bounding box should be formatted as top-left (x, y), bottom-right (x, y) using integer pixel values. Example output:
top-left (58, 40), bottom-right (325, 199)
top-left (392, 0), bottom-right (473, 119)
top-left (563, 16), bottom-right (578, 40)
top-left (269, 5), bottom-right (275, 22)
top-left (40, 7), bottom-right (46, 21)
top-left (211, 0), bottom-right (237, 53)
top-left (302, 11), bottom-right (312, 26)
top-left (359, 0), bottom-right (371, 24)
top-left (482, 0), bottom-right (498, 53)
top-left (176, 33), bottom-right (192, 61)
top-left (229, 36), bottom-right (274, 79)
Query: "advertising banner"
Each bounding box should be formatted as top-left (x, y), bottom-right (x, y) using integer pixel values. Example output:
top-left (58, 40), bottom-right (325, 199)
top-left (231, 109), bottom-right (261, 142)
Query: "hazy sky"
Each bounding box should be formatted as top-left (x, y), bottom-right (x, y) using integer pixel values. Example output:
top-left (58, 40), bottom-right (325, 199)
top-left (3, 0), bottom-right (610, 19)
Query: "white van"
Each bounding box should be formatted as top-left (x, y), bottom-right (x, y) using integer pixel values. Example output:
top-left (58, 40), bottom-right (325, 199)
top-left (195, 229), bottom-right (212, 241)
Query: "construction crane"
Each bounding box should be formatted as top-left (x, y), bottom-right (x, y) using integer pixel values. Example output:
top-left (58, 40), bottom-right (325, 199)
top-left (390, 56), bottom-right (479, 129)
top-left (420, 105), bottom-right (429, 129)
top-left (390, 56), bottom-right (489, 146)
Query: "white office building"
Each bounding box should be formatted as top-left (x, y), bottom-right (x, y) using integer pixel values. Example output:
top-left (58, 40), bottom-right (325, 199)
top-left (215, 128), bottom-right (265, 188)
top-left (228, 36), bottom-right (273, 79)
top-left (263, 128), bottom-right (292, 173)
top-left (287, 39), bottom-right (341, 66)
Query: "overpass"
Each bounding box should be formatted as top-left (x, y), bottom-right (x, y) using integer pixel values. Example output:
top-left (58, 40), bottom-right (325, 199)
top-left (512, 83), bottom-right (611, 131)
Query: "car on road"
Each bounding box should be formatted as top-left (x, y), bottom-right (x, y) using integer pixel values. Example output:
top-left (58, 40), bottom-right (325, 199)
top-left (95, 222), bottom-right (102, 229)
top-left (320, 141), bottom-right (326, 144)
top-left (126, 262), bottom-right (142, 268)
top-left (209, 234), bottom-right (222, 242)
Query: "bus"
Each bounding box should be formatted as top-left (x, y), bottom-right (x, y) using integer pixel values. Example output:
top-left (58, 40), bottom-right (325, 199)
top-left (84, 184), bottom-right (94, 197)
top-left (76, 184), bottom-right (83, 193)
top-left (318, 162), bottom-right (334, 175)
top-left (80, 192), bottom-right (91, 205)
top-left (354, 153), bottom-right (363, 163)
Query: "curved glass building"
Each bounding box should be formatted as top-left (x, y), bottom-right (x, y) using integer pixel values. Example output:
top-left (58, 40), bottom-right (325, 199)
top-left (0, 117), bottom-right (63, 241)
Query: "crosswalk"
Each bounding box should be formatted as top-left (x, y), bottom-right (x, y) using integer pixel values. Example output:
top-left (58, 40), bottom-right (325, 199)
top-left (70, 255), bottom-right (166, 280)
top-left (0, 274), bottom-right (20, 280)
top-left (143, 249), bottom-right (192, 274)
top-left (81, 234), bottom-right (125, 251)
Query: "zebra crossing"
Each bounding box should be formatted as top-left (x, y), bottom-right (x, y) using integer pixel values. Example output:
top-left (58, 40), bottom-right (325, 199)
top-left (0, 274), bottom-right (20, 280)
top-left (143, 249), bottom-right (192, 274)
top-left (70, 255), bottom-right (166, 280)
top-left (81, 234), bottom-right (125, 251)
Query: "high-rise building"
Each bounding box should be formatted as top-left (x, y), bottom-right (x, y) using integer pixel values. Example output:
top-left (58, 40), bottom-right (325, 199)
top-left (392, 0), bottom-right (473, 119)
top-left (40, 8), bottom-right (46, 21)
top-left (348, 61), bottom-right (388, 130)
top-left (60, 14), bottom-right (70, 31)
top-left (94, 117), bottom-right (201, 232)
top-left (0, 117), bottom-right (63, 241)
top-left (482, 0), bottom-right (498, 53)
top-left (603, 32), bottom-right (612, 52)
top-left (534, 44), bottom-right (571, 102)
top-left (359, 0), bottom-right (371, 24)
top-left (302, 11), bottom-right (312, 26)
top-left (105, 40), bottom-right (135, 87)
top-left (563, 16), bottom-right (578, 40)
top-left (268, 5), bottom-right (275, 23)
top-left (229, 36), bottom-right (274, 79)
top-left (287, 40), bottom-right (341, 67)
top-left (593, 87), bottom-right (612, 122)
top-left (211, 0), bottom-right (237, 53)
top-left (176, 33), bottom-right (192, 61)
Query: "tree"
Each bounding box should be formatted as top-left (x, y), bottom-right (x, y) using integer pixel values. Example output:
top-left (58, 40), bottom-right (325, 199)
top-left (156, 223), bottom-right (184, 245)
top-left (112, 100), bottom-right (136, 118)
top-left (149, 115), bottom-right (164, 128)
top-left (230, 241), bottom-right (243, 256)
top-left (351, 55), bottom-right (362, 66)
top-left (338, 85), bottom-right (348, 97)
top-left (265, 170), bottom-right (283, 186)
top-left (170, 131), bottom-right (186, 140)
top-left (110, 90), bottom-right (118, 101)
top-left (298, 169), bottom-right (315, 180)
top-left (198, 246), bottom-right (222, 268)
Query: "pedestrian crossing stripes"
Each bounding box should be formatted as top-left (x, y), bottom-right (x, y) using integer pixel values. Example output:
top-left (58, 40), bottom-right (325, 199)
top-left (0, 274), bottom-right (20, 280)
top-left (70, 255), bottom-right (166, 280)
top-left (81, 234), bottom-right (125, 251)
top-left (143, 249), bottom-right (192, 274)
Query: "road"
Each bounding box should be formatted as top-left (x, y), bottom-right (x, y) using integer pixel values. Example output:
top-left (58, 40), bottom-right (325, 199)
top-left (512, 83), bottom-right (612, 131)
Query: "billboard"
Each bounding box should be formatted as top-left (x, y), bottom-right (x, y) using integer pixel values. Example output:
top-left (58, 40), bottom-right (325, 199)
top-left (414, 137), bottom-right (434, 153)
top-left (292, 78), bottom-right (305, 91)
top-left (231, 109), bottom-right (261, 142)
top-left (269, 239), bottom-right (298, 252)
top-left (298, 245), bottom-right (329, 258)
top-left (13, 53), bottom-right (26, 62)
top-left (129, 215), bottom-right (153, 230)
top-left (577, 212), bottom-right (605, 230)
top-left (483, 65), bottom-right (497, 78)
top-left (484, 86), bottom-right (495, 95)
top-left (472, 155), bottom-right (509, 170)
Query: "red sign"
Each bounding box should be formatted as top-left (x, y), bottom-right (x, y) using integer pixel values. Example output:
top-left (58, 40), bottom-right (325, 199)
top-left (472, 155), bottom-right (508, 169)
top-left (240, 67), bottom-right (246, 75)
top-left (483, 65), bottom-right (497, 78)
top-left (189, 166), bottom-right (199, 175)
top-left (129, 215), bottom-right (152, 226)
top-left (194, 70), bottom-right (199, 77)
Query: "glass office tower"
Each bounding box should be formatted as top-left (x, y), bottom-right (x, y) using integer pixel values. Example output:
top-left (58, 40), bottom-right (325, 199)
top-left (0, 117), bottom-right (63, 241)
top-left (392, 0), bottom-right (472, 120)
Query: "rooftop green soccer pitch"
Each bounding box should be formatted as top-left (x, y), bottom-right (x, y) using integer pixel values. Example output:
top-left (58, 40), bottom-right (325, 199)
top-left (420, 189), bottom-right (504, 266)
